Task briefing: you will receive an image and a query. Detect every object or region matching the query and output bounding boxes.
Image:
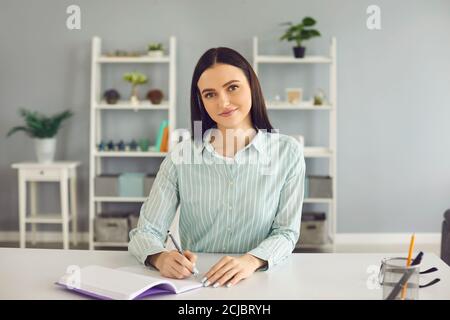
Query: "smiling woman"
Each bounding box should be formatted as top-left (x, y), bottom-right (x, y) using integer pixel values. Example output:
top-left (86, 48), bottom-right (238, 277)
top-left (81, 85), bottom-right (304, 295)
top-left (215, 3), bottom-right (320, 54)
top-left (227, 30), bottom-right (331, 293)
top-left (129, 47), bottom-right (306, 289)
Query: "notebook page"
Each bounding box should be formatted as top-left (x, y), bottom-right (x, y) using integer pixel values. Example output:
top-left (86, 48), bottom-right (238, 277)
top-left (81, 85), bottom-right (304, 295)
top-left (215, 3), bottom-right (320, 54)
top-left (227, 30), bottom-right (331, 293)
top-left (58, 265), bottom-right (173, 300)
top-left (117, 265), bottom-right (203, 294)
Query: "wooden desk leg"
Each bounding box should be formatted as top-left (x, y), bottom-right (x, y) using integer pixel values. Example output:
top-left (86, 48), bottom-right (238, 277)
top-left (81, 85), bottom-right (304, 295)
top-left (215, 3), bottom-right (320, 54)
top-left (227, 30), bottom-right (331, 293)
top-left (60, 171), bottom-right (69, 250)
top-left (70, 172), bottom-right (78, 246)
top-left (18, 172), bottom-right (27, 249)
top-left (30, 181), bottom-right (37, 245)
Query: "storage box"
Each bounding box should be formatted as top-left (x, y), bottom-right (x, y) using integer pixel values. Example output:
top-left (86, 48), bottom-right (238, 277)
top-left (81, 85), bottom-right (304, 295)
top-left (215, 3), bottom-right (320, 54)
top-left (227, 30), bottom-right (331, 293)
top-left (118, 173), bottom-right (146, 197)
top-left (307, 175), bottom-right (332, 198)
top-left (95, 174), bottom-right (119, 197)
top-left (297, 212), bottom-right (327, 246)
top-left (144, 175), bottom-right (156, 196)
top-left (94, 213), bottom-right (129, 243)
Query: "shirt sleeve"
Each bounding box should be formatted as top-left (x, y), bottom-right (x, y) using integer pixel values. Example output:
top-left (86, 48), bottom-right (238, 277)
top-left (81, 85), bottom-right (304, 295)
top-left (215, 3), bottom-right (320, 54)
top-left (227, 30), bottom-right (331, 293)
top-left (128, 155), bottom-right (180, 265)
top-left (248, 140), bottom-right (306, 270)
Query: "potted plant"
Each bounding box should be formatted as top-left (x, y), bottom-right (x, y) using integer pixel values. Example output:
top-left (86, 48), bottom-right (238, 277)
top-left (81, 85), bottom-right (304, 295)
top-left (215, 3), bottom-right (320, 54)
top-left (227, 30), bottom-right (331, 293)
top-left (280, 17), bottom-right (321, 58)
top-left (147, 43), bottom-right (164, 57)
top-left (146, 89), bottom-right (164, 105)
top-left (123, 72), bottom-right (148, 105)
top-left (7, 109), bottom-right (73, 163)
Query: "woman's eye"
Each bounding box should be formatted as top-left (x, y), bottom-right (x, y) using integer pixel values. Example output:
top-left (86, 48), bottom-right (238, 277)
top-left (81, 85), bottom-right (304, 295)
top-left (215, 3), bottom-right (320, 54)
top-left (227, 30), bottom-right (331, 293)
top-left (228, 85), bottom-right (239, 91)
top-left (204, 92), bottom-right (215, 99)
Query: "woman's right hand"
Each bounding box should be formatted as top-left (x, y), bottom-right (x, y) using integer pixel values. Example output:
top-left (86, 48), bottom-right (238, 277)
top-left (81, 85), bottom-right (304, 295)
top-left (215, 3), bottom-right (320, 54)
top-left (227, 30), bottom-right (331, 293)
top-left (148, 250), bottom-right (197, 279)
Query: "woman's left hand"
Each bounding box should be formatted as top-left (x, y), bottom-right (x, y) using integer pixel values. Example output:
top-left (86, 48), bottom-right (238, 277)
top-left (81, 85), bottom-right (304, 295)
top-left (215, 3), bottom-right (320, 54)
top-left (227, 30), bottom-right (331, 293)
top-left (202, 254), bottom-right (266, 288)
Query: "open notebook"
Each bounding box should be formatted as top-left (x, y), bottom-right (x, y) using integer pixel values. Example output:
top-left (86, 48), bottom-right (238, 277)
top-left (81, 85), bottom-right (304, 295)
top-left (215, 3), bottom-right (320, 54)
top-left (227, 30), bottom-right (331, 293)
top-left (56, 265), bottom-right (203, 300)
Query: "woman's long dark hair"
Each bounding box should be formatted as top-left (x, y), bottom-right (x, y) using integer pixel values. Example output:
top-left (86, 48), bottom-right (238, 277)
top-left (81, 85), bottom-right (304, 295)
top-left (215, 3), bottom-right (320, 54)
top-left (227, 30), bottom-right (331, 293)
top-left (190, 47), bottom-right (273, 139)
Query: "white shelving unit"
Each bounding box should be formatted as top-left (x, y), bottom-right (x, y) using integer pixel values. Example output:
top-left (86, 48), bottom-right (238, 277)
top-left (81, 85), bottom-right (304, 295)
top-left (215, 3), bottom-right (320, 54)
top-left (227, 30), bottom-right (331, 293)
top-left (89, 36), bottom-right (177, 250)
top-left (253, 36), bottom-right (337, 251)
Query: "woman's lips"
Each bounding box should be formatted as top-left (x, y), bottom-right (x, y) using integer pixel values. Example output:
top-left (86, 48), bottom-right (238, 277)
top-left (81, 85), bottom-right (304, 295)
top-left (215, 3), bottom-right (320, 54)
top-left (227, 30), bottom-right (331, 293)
top-left (219, 108), bottom-right (238, 117)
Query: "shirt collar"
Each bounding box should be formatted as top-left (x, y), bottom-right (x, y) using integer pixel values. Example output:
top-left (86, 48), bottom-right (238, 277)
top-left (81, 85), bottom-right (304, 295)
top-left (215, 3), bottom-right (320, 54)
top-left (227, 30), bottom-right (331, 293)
top-left (194, 129), bottom-right (266, 155)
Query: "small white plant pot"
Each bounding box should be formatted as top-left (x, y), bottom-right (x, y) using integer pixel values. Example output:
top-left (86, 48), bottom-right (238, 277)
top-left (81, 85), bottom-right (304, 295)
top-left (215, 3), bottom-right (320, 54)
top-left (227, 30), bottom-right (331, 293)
top-left (147, 50), bottom-right (163, 58)
top-left (34, 138), bottom-right (56, 163)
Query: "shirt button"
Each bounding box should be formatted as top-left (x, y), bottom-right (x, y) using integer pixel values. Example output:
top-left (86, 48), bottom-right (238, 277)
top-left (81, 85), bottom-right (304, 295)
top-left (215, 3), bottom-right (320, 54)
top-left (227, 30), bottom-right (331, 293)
top-left (229, 206), bottom-right (232, 211)
top-left (227, 227), bottom-right (231, 232)
top-left (229, 181), bottom-right (233, 185)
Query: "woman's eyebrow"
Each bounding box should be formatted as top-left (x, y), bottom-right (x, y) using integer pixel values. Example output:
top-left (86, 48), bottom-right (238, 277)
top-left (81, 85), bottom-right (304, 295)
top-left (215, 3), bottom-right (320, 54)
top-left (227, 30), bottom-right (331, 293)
top-left (201, 80), bottom-right (240, 94)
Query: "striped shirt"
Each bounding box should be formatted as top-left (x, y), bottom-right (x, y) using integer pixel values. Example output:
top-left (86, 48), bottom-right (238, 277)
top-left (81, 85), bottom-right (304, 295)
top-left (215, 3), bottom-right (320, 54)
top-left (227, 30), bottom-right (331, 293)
top-left (128, 129), bottom-right (306, 270)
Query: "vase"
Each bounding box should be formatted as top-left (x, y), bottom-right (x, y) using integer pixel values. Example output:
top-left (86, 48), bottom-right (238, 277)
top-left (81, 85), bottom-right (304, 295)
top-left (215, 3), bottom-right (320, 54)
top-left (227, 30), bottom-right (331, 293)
top-left (130, 86), bottom-right (139, 106)
top-left (293, 46), bottom-right (306, 58)
top-left (148, 50), bottom-right (163, 58)
top-left (34, 138), bottom-right (56, 163)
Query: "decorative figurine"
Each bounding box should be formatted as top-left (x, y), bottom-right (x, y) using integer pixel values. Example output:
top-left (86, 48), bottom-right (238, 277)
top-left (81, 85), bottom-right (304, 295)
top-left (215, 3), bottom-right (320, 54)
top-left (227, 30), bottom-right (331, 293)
top-left (107, 140), bottom-right (115, 151)
top-left (129, 139), bottom-right (138, 151)
top-left (117, 140), bottom-right (126, 151)
top-left (146, 89), bottom-right (164, 105)
top-left (97, 140), bottom-right (106, 151)
top-left (103, 89), bottom-right (120, 104)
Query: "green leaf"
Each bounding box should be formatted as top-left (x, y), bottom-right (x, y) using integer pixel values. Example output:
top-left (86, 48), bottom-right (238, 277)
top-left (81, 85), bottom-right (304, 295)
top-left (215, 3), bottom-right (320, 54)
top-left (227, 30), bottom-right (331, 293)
top-left (303, 17), bottom-right (316, 26)
top-left (6, 126), bottom-right (31, 137)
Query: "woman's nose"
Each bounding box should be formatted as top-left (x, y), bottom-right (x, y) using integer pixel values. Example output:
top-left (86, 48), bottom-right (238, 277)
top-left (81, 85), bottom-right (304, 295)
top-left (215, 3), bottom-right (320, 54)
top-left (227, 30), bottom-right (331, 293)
top-left (218, 93), bottom-right (231, 107)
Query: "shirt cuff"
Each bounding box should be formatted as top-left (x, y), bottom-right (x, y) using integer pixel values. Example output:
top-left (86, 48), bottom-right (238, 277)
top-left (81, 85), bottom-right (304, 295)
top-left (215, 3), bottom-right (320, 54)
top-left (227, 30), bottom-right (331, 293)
top-left (247, 247), bottom-right (272, 271)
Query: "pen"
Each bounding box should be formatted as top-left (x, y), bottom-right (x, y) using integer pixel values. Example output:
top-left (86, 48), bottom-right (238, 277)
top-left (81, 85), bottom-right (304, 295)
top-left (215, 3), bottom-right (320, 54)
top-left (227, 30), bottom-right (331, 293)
top-left (386, 251), bottom-right (423, 300)
top-left (401, 233), bottom-right (415, 300)
top-left (167, 230), bottom-right (199, 276)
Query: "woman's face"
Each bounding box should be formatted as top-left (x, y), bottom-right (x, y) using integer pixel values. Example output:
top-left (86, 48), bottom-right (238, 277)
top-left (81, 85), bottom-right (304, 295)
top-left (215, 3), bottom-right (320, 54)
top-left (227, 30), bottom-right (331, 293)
top-left (197, 63), bottom-right (253, 130)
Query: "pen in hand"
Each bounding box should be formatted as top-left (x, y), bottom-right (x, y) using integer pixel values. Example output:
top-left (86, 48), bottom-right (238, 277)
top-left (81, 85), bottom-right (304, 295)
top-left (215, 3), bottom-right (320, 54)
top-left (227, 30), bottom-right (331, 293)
top-left (167, 230), bottom-right (199, 276)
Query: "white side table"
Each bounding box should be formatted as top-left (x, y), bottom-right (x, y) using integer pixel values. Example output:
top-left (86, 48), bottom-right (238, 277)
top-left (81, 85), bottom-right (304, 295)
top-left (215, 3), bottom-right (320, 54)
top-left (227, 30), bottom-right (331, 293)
top-left (11, 162), bottom-right (80, 249)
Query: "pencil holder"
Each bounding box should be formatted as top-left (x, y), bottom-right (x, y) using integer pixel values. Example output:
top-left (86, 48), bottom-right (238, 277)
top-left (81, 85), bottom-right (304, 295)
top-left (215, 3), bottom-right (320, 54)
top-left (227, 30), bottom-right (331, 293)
top-left (379, 257), bottom-right (420, 300)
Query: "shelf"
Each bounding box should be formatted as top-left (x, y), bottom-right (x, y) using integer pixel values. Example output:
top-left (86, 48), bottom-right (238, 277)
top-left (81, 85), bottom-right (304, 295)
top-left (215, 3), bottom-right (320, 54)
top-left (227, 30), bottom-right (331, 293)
top-left (303, 198), bottom-right (333, 204)
top-left (25, 214), bottom-right (72, 224)
top-left (96, 100), bottom-right (170, 110)
top-left (96, 56), bottom-right (170, 63)
top-left (267, 102), bottom-right (332, 110)
top-left (304, 147), bottom-right (333, 158)
top-left (94, 197), bottom-right (147, 202)
top-left (94, 151), bottom-right (167, 157)
top-left (295, 242), bottom-right (335, 250)
top-left (93, 242), bottom-right (129, 247)
top-left (255, 55), bottom-right (332, 64)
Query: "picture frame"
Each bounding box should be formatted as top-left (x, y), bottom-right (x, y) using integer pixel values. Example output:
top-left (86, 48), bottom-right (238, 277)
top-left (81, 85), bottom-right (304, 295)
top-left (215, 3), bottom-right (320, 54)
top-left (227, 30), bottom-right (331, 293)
top-left (286, 88), bottom-right (303, 104)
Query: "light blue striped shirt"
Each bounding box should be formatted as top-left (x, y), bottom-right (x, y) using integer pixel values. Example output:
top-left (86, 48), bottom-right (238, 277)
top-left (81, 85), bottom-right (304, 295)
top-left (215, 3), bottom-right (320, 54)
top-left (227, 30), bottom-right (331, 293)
top-left (128, 130), bottom-right (306, 270)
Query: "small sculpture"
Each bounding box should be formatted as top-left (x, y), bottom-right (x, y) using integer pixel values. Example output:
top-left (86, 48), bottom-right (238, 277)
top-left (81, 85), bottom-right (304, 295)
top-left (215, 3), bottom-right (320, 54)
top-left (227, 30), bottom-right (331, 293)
top-left (97, 140), bottom-right (106, 151)
top-left (103, 89), bottom-right (120, 104)
top-left (117, 140), bottom-right (126, 151)
top-left (107, 140), bottom-right (115, 151)
top-left (146, 89), bottom-right (164, 105)
top-left (129, 139), bottom-right (138, 151)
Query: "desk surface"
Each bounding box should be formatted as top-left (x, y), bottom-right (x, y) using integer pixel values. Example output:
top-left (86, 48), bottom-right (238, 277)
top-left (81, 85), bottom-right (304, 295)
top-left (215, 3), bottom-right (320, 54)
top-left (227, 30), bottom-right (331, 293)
top-left (1, 248), bottom-right (449, 300)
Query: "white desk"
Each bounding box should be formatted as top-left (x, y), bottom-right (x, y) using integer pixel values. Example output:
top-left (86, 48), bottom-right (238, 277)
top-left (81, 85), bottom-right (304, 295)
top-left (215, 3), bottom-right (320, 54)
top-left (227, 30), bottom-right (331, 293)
top-left (1, 248), bottom-right (449, 300)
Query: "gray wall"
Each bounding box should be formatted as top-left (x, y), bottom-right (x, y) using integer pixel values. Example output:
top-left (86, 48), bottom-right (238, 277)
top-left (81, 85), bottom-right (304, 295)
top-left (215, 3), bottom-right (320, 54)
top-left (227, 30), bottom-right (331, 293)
top-left (1, 0), bottom-right (450, 234)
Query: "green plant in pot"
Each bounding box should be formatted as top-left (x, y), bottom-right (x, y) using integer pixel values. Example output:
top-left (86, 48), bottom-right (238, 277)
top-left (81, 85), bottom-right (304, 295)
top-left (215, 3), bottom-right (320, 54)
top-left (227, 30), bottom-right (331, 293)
top-left (123, 72), bottom-right (148, 106)
top-left (147, 43), bottom-right (164, 58)
top-left (7, 109), bottom-right (73, 163)
top-left (280, 17), bottom-right (321, 58)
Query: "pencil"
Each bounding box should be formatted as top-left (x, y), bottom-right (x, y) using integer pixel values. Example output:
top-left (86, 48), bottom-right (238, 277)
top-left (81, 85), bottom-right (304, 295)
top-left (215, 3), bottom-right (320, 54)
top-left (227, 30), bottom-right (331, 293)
top-left (400, 233), bottom-right (415, 300)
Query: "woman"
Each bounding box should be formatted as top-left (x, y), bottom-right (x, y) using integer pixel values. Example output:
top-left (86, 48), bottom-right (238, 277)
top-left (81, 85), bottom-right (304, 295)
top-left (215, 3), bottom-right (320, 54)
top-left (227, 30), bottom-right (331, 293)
top-left (129, 47), bottom-right (305, 288)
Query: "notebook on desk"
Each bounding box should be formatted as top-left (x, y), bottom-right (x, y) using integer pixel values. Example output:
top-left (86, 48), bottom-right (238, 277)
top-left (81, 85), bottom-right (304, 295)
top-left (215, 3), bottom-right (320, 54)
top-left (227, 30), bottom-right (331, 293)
top-left (56, 265), bottom-right (203, 300)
